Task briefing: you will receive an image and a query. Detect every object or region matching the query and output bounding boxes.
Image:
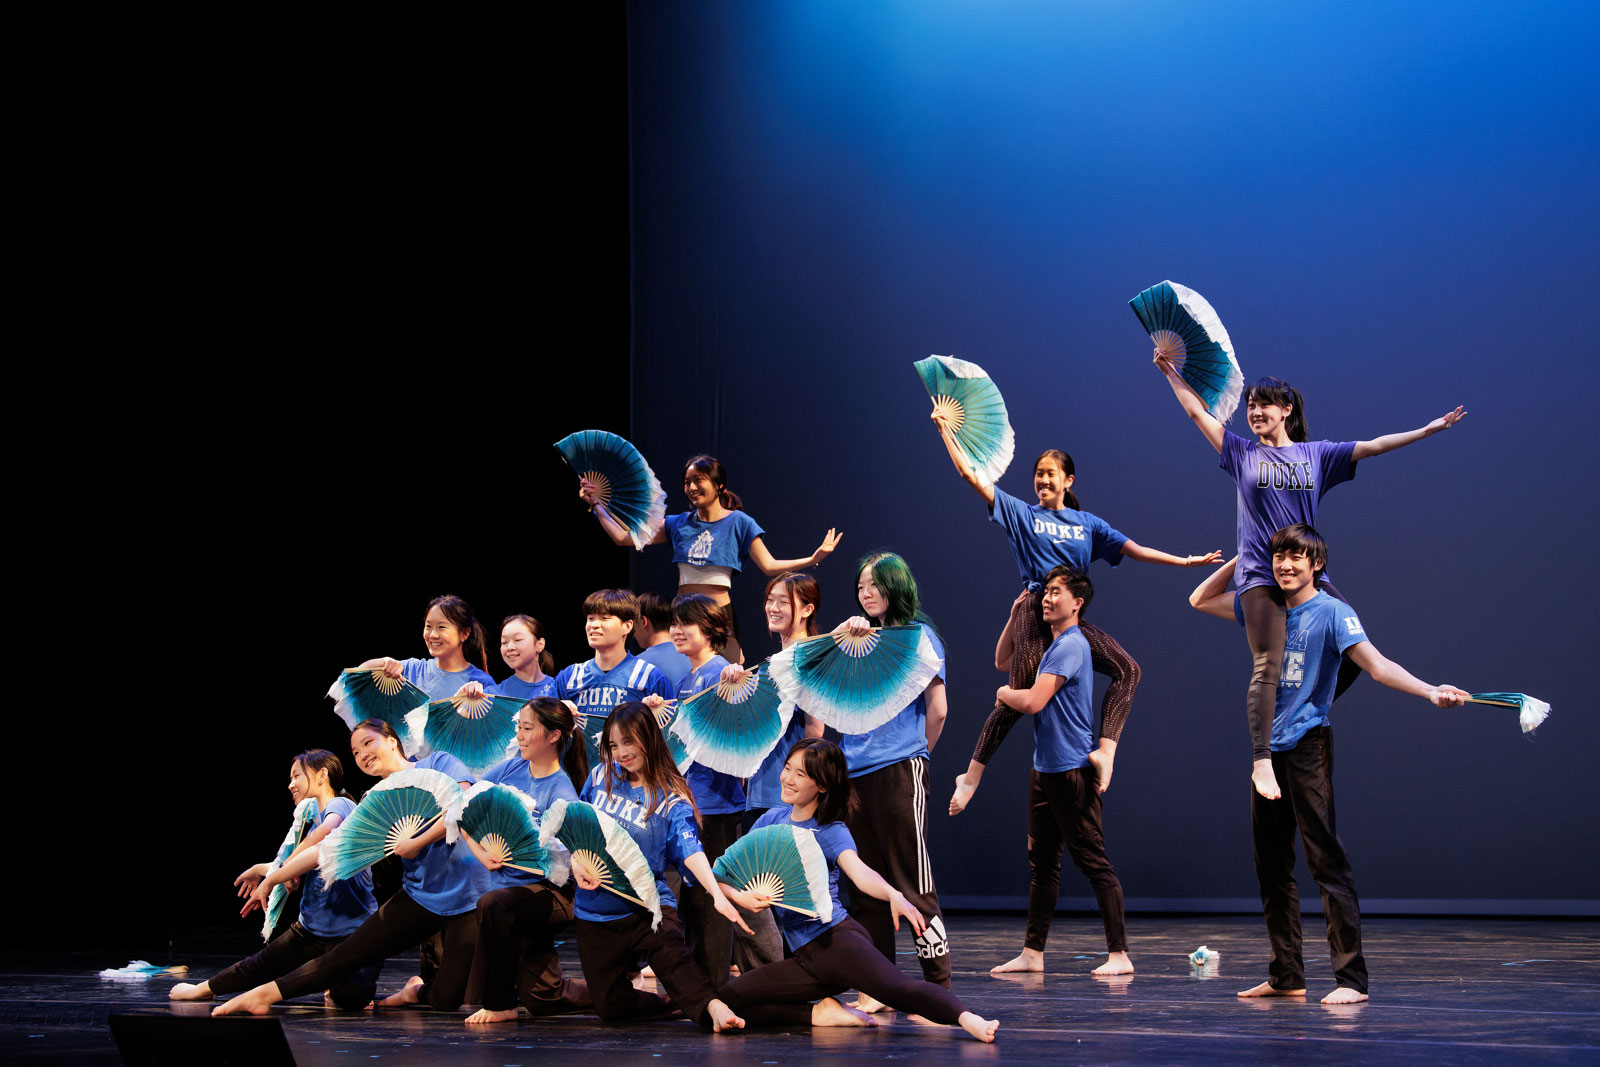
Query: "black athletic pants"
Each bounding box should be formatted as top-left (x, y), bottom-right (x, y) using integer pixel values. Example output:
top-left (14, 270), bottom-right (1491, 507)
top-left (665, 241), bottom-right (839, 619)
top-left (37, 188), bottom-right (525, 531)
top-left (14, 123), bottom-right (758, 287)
top-left (575, 905), bottom-right (720, 1027)
top-left (474, 884), bottom-right (590, 1015)
top-left (1023, 767), bottom-right (1127, 953)
top-left (209, 922), bottom-right (378, 1009)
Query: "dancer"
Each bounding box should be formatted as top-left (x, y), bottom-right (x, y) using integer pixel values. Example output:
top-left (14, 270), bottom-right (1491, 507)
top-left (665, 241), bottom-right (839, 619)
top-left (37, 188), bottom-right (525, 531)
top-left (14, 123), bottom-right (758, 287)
top-left (354, 594), bottom-right (497, 701)
top-left (553, 589), bottom-right (674, 761)
top-left (717, 739), bottom-right (999, 1042)
top-left (213, 721), bottom-right (488, 1016)
top-left (1154, 357), bottom-right (1465, 798)
top-left (633, 592), bottom-right (692, 688)
top-left (935, 429), bottom-right (1222, 816)
top-left (1195, 524), bottom-right (1466, 1003)
top-left (171, 750), bottom-right (378, 1006)
top-left (991, 566), bottom-right (1131, 977)
top-left (740, 574), bottom-right (825, 825)
top-left (493, 615), bottom-right (556, 702)
top-left (572, 703), bottom-right (749, 1031)
top-left (462, 697), bottom-right (592, 1024)
top-left (838, 552), bottom-right (952, 996)
top-left (580, 454), bottom-right (842, 662)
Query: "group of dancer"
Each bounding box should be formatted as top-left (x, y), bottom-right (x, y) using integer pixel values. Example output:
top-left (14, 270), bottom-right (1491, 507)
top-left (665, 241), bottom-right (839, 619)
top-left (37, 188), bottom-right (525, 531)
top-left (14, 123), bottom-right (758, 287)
top-left (177, 349), bottom-right (1468, 1038)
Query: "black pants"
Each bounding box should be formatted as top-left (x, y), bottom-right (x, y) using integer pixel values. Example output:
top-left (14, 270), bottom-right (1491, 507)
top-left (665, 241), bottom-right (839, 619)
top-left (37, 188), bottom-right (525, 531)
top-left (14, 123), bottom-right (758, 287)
top-left (473, 885), bottom-right (590, 1015)
top-left (1241, 581), bottom-right (1361, 760)
top-left (274, 889), bottom-right (478, 1010)
top-left (719, 917), bottom-right (968, 1026)
top-left (1024, 767), bottom-right (1127, 953)
top-left (575, 905), bottom-right (719, 1027)
top-left (679, 812), bottom-right (783, 986)
top-left (209, 922), bottom-right (378, 1009)
top-left (845, 757), bottom-right (950, 986)
top-left (1251, 726), bottom-right (1367, 993)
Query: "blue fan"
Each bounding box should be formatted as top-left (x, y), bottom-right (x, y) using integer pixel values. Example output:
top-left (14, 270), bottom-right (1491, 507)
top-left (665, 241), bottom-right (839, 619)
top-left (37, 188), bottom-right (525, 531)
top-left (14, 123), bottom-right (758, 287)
top-left (554, 430), bottom-right (668, 550)
top-left (404, 692), bottom-right (522, 775)
top-left (571, 706), bottom-right (612, 772)
top-left (914, 355), bottom-right (1015, 487)
top-left (670, 666), bottom-right (795, 778)
top-left (261, 798), bottom-right (319, 941)
top-left (318, 768), bottom-right (464, 884)
top-left (1467, 692), bottom-right (1551, 734)
top-left (712, 824), bottom-right (832, 921)
top-left (767, 624), bottom-right (941, 735)
top-left (327, 669), bottom-right (429, 749)
top-left (456, 782), bottom-right (569, 883)
top-left (1129, 280), bottom-right (1243, 424)
top-left (539, 799), bottom-right (661, 928)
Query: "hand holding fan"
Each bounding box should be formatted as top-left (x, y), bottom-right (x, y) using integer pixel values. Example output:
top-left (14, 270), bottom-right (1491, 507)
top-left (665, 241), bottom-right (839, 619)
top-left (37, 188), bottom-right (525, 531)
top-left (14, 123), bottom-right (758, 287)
top-left (712, 824), bottom-right (831, 921)
top-left (670, 666), bottom-right (796, 778)
top-left (404, 692), bottom-right (523, 775)
top-left (914, 355), bottom-right (1015, 488)
top-left (1466, 692), bottom-right (1551, 733)
top-left (1130, 280), bottom-right (1243, 424)
top-left (454, 782), bottom-right (569, 883)
top-left (766, 624), bottom-right (941, 735)
top-left (328, 668), bottom-right (429, 746)
top-left (318, 768), bottom-right (463, 884)
top-left (261, 798), bottom-right (319, 941)
top-left (539, 798), bottom-right (662, 929)
top-left (555, 430), bottom-right (668, 550)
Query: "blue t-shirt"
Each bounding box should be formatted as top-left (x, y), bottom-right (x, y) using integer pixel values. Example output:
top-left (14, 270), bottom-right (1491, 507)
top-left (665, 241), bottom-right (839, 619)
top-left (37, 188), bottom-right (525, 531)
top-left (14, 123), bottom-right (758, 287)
top-left (479, 758), bottom-right (582, 890)
top-left (400, 659), bottom-right (498, 702)
top-left (576, 766), bottom-right (704, 922)
top-left (1033, 626), bottom-right (1096, 774)
top-left (668, 657), bottom-right (747, 815)
top-left (636, 641), bottom-right (694, 690)
top-left (749, 806), bottom-right (854, 952)
top-left (1219, 432), bottom-right (1357, 594)
top-left (494, 674), bottom-right (557, 703)
top-left (554, 653), bottom-right (674, 760)
top-left (989, 487), bottom-right (1128, 587)
top-left (664, 510), bottom-right (765, 572)
top-left (1273, 592), bottom-right (1369, 750)
top-left (297, 796), bottom-right (377, 938)
top-left (400, 752), bottom-right (491, 916)
top-left (839, 626), bottom-right (945, 778)
top-left (746, 712), bottom-right (807, 810)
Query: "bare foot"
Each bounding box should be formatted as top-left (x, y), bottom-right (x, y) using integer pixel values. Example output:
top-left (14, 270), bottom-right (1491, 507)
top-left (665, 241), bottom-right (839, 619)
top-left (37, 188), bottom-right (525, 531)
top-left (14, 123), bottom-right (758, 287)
top-left (380, 976), bottom-right (423, 1007)
top-left (949, 773), bottom-right (979, 816)
top-left (708, 998), bottom-right (745, 1032)
top-left (811, 997), bottom-right (876, 1027)
top-left (1237, 980), bottom-right (1305, 998)
top-left (1087, 748), bottom-right (1114, 793)
top-left (1251, 759), bottom-right (1281, 800)
top-left (990, 949), bottom-right (1043, 974)
top-left (465, 1007), bottom-right (519, 1024)
top-left (958, 1011), bottom-right (999, 1043)
top-left (211, 984), bottom-right (280, 1017)
top-left (850, 993), bottom-right (887, 1014)
top-left (1092, 952), bottom-right (1133, 976)
top-left (1321, 986), bottom-right (1368, 1004)
top-left (169, 981), bottom-right (213, 1001)
top-left (640, 965), bottom-right (656, 978)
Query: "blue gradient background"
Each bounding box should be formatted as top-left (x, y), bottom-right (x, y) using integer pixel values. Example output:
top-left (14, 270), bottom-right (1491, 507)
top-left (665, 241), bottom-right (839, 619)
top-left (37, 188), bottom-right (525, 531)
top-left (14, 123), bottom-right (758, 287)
top-left (624, 1), bottom-right (1598, 910)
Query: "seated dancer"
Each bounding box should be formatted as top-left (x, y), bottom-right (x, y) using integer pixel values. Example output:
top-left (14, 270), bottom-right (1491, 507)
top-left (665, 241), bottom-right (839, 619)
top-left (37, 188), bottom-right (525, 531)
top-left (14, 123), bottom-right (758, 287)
top-left (1191, 524), bottom-right (1466, 1003)
top-left (716, 739), bottom-right (999, 1043)
top-left (991, 566), bottom-right (1132, 977)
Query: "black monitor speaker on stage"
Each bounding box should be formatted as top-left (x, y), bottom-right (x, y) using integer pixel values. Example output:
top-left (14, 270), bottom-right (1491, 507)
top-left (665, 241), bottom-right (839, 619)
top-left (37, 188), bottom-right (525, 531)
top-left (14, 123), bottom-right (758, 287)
top-left (108, 1014), bottom-right (297, 1065)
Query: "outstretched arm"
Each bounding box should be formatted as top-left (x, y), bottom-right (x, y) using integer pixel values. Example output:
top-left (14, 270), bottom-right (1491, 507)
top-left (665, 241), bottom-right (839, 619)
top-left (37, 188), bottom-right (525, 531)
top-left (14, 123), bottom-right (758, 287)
top-left (837, 850), bottom-right (926, 935)
top-left (932, 411), bottom-right (996, 506)
top-left (682, 850), bottom-right (755, 936)
top-left (1345, 641), bottom-right (1469, 706)
top-left (1120, 540), bottom-right (1226, 569)
top-left (748, 530), bottom-right (843, 575)
top-left (580, 478), bottom-right (668, 547)
top-left (996, 669), bottom-right (1066, 716)
top-left (1351, 406), bottom-right (1467, 461)
top-left (1154, 352), bottom-right (1226, 453)
top-left (1189, 556), bottom-right (1238, 619)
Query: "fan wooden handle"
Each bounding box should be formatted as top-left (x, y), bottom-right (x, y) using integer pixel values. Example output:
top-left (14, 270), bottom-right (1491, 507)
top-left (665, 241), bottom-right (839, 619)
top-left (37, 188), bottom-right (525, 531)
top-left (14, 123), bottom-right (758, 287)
top-left (502, 863), bottom-right (546, 876)
top-left (599, 883), bottom-right (648, 908)
top-left (766, 900), bottom-right (819, 918)
top-left (1464, 697), bottom-right (1517, 707)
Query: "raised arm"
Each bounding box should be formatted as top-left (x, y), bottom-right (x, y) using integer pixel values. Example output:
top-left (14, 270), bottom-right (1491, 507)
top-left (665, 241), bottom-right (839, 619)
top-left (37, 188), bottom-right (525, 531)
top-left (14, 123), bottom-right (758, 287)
top-left (580, 478), bottom-right (668, 547)
top-left (932, 411), bottom-right (995, 506)
top-left (1189, 556), bottom-right (1239, 620)
top-left (748, 530), bottom-right (843, 576)
top-left (996, 668), bottom-right (1066, 716)
top-left (1345, 641), bottom-right (1469, 707)
top-left (1351, 406), bottom-right (1467, 462)
top-left (1154, 352), bottom-right (1226, 453)
top-left (1120, 540), bottom-right (1226, 569)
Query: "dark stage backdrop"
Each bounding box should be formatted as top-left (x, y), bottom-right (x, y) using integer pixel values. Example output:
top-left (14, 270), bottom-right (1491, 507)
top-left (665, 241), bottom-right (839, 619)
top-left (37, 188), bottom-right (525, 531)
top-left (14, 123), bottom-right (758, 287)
top-left (624, 1), bottom-right (1599, 912)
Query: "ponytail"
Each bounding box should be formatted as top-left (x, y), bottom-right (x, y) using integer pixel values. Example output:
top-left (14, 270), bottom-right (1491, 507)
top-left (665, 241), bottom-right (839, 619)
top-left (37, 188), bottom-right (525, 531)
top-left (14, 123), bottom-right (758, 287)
top-left (502, 614), bottom-right (557, 676)
top-left (294, 748), bottom-right (356, 800)
top-left (684, 454), bottom-right (743, 511)
top-left (1035, 449), bottom-right (1081, 509)
top-left (1245, 378), bottom-right (1308, 443)
top-left (527, 697), bottom-right (590, 791)
top-left (430, 594), bottom-right (490, 673)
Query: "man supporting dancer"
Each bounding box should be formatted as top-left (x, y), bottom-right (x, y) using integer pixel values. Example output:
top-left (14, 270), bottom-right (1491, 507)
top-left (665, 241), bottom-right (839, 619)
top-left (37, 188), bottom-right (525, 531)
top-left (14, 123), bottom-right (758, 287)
top-left (992, 565), bottom-right (1132, 977)
top-left (1191, 524), bottom-right (1467, 1003)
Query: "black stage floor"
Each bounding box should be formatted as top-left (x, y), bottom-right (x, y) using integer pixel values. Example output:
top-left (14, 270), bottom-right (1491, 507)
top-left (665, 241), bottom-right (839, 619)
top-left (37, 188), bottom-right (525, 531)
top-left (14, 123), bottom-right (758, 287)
top-left (8, 916), bottom-right (1597, 1064)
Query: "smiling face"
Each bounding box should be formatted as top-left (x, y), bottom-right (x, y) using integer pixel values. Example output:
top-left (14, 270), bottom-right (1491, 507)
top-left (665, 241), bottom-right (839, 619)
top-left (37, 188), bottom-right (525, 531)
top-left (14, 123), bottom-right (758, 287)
top-left (606, 720), bottom-right (645, 780)
top-left (683, 469), bottom-right (719, 511)
top-left (515, 704), bottom-right (559, 762)
top-left (779, 751), bottom-right (822, 810)
top-left (1040, 576), bottom-right (1083, 627)
top-left (585, 612), bottom-right (631, 652)
top-left (288, 759), bottom-right (314, 804)
top-left (422, 606), bottom-right (465, 660)
top-left (670, 616), bottom-right (711, 659)
top-left (350, 727), bottom-right (402, 778)
top-left (1247, 396), bottom-right (1292, 442)
top-left (501, 619), bottom-right (543, 673)
top-left (1272, 547), bottom-right (1320, 599)
top-left (1034, 457), bottom-right (1075, 510)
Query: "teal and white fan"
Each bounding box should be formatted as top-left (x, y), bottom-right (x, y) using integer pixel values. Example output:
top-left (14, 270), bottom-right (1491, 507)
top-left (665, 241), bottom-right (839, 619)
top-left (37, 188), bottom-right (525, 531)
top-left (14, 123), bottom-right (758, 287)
top-left (454, 782), bottom-right (569, 884)
top-left (555, 429), bottom-right (668, 550)
top-left (1466, 692), bottom-right (1551, 734)
top-left (328, 668), bottom-right (430, 748)
top-left (670, 666), bottom-right (795, 778)
top-left (572, 705), bottom-right (610, 772)
top-left (404, 692), bottom-right (523, 775)
top-left (1129, 280), bottom-right (1243, 424)
top-left (317, 768), bottom-right (463, 884)
top-left (712, 824), bottom-right (831, 921)
top-left (914, 355), bottom-right (1014, 488)
top-left (260, 797), bottom-right (319, 941)
top-left (539, 798), bottom-right (661, 929)
top-left (767, 624), bottom-right (941, 734)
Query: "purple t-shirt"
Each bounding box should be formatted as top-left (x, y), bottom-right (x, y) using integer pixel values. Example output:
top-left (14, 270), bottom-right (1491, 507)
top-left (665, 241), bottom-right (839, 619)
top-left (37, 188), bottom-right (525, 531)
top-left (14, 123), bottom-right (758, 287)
top-left (1219, 432), bottom-right (1357, 593)
top-left (988, 487), bottom-right (1127, 588)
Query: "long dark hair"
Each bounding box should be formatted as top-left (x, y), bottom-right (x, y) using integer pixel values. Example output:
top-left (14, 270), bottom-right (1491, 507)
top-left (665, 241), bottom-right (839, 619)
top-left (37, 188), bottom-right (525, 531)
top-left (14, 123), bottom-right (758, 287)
top-left (293, 748), bottom-right (355, 800)
top-left (684, 454), bottom-right (743, 511)
top-left (856, 551), bottom-right (935, 633)
top-left (1034, 449), bottom-right (1080, 509)
top-left (786, 738), bottom-right (856, 825)
top-left (501, 614), bottom-right (556, 676)
top-left (765, 572), bottom-right (821, 639)
top-left (523, 697), bottom-right (589, 791)
top-left (1245, 377), bottom-right (1307, 443)
top-left (602, 702), bottom-right (701, 825)
top-left (428, 594), bottom-right (490, 672)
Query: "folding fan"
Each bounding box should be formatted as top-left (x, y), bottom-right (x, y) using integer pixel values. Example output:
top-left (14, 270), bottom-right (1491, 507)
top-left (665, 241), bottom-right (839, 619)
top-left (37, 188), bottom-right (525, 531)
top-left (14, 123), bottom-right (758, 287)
top-left (670, 666), bottom-right (796, 778)
top-left (711, 824), bottom-right (831, 921)
top-left (1129, 280), bottom-right (1243, 424)
top-left (766, 624), bottom-right (941, 734)
top-left (914, 355), bottom-right (1015, 488)
top-left (318, 768), bottom-right (464, 884)
top-left (260, 797), bottom-right (319, 941)
top-left (539, 798), bottom-right (661, 929)
top-left (572, 707), bottom-right (610, 772)
top-left (404, 692), bottom-right (523, 775)
top-left (1467, 692), bottom-right (1551, 734)
top-left (554, 429), bottom-right (668, 550)
top-left (455, 782), bottom-right (569, 884)
top-left (327, 668), bottom-right (430, 745)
